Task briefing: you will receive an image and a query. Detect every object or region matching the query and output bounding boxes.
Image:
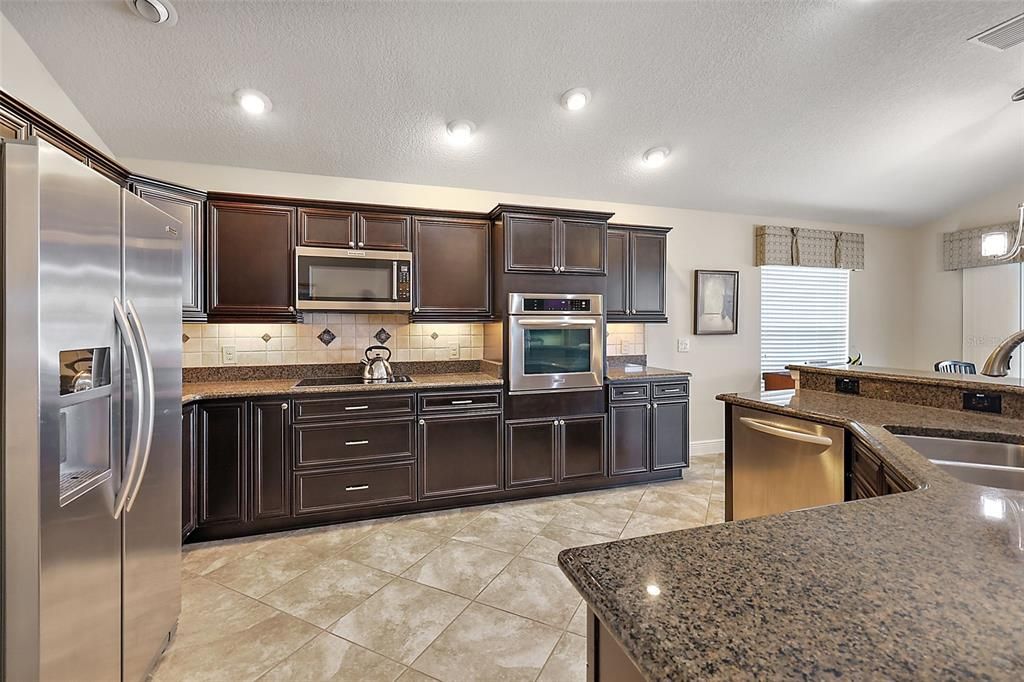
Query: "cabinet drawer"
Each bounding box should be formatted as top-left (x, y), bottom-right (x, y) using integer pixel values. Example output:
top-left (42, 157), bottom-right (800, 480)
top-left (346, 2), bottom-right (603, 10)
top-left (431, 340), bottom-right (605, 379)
top-left (418, 389), bottom-right (502, 414)
top-left (293, 393), bottom-right (415, 422)
top-left (652, 382), bottom-right (688, 399)
top-left (293, 462), bottom-right (415, 515)
top-left (294, 418), bottom-right (414, 468)
top-left (609, 383), bottom-right (649, 402)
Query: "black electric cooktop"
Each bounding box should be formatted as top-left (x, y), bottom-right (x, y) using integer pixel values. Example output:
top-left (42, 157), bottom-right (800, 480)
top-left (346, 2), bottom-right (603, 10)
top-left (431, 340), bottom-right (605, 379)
top-left (294, 375), bottom-right (413, 387)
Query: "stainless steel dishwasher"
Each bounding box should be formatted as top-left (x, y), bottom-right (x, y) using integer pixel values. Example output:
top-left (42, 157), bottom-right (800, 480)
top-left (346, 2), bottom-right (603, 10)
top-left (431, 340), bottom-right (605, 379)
top-left (729, 406), bottom-right (845, 521)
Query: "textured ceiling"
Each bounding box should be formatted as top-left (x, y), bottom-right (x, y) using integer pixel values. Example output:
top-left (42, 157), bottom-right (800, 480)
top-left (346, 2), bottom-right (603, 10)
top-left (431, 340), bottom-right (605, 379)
top-left (3, 0), bottom-right (1023, 226)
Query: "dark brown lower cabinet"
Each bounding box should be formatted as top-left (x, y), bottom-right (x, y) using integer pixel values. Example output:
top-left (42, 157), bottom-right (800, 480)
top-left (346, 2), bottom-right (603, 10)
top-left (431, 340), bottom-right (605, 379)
top-left (181, 404), bottom-right (197, 540)
top-left (610, 403), bottom-right (650, 475)
top-left (506, 419), bottom-right (558, 488)
top-left (848, 438), bottom-right (916, 500)
top-left (419, 411), bottom-right (503, 499)
top-left (560, 415), bottom-right (606, 480)
top-left (250, 399), bottom-right (291, 520)
top-left (197, 401), bottom-right (247, 527)
top-left (651, 400), bottom-right (689, 470)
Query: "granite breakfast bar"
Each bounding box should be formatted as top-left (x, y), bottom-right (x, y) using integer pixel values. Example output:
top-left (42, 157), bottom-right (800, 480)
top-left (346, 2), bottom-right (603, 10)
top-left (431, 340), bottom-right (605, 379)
top-left (558, 384), bottom-right (1024, 680)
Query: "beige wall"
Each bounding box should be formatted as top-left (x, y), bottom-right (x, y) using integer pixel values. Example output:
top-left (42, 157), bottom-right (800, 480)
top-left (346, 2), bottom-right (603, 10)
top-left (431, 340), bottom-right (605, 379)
top-left (128, 157), bottom-right (915, 445)
top-left (908, 182), bottom-right (1024, 371)
top-left (0, 11), bottom-right (112, 155)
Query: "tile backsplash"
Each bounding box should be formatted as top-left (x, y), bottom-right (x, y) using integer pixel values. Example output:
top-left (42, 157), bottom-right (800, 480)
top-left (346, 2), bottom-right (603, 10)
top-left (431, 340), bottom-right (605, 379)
top-left (183, 315), bottom-right (646, 367)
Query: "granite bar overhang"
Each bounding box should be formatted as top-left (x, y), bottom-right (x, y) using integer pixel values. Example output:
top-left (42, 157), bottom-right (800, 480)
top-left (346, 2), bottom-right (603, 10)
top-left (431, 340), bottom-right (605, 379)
top-left (559, 388), bottom-right (1024, 680)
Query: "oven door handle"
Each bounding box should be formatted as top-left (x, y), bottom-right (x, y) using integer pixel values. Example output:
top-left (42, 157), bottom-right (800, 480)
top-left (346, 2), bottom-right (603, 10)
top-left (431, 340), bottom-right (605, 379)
top-left (515, 318), bottom-right (599, 326)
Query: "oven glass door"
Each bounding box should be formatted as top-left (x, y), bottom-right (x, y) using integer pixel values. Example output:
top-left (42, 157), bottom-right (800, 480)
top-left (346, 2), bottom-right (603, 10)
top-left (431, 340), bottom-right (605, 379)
top-left (509, 316), bottom-right (604, 393)
top-left (297, 251), bottom-right (402, 309)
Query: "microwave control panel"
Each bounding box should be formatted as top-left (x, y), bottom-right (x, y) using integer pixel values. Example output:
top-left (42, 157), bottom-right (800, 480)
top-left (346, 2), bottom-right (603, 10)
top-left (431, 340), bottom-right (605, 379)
top-left (397, 263), bottom-right (411, 302)
top-left (522, 297), bottom-right (591, 312)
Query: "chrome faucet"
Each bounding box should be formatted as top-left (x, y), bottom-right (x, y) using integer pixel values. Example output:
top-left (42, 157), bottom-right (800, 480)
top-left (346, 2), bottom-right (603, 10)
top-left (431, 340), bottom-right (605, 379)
top-left (982, 329), bottom-right (1024, 377)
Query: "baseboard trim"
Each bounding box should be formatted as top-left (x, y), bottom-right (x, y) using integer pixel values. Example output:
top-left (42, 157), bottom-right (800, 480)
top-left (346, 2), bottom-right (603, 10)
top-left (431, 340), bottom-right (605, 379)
top-left (690, 438), bottom-right (725, 456)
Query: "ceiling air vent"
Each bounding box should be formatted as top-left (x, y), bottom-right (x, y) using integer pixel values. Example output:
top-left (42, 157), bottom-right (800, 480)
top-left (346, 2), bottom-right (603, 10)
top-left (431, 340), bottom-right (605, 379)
top-left (968, 13), bottom-right (1024, 51)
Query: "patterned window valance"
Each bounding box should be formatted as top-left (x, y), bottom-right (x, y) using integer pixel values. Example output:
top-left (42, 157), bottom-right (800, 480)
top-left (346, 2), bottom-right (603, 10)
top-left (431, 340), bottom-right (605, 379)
top-left (754, 225), bottom-right (864, 270)
top-left (942, 222), bottom-right (1022, 271)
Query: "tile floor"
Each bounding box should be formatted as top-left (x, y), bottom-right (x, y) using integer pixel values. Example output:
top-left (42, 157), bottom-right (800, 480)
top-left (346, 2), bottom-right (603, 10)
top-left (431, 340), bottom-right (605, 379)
top-left (153, 452), bottom-right (725, 681)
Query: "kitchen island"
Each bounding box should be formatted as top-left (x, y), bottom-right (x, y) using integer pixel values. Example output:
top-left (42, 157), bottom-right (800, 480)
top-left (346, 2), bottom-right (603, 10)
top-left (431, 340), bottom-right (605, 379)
top-left (558, 387), bottom-right (1024, 680)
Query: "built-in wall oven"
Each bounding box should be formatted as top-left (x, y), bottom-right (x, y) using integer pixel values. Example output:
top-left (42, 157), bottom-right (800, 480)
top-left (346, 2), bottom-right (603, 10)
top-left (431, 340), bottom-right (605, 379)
top-left (296, 246), bottom-right (412, 311)
top-left (507, 293), bottom-right (605, 394)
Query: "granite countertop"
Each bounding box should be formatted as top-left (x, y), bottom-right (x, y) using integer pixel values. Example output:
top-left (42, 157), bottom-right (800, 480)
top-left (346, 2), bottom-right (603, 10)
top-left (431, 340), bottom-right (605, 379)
top-left (790, 363), bottom-right (1024, 395)
top-left (558, 388), bottom-right (1024, 680)
top-left (605, 366), bottom-right (691, 382)
top-left (182, 372), bottom-right (502, 404)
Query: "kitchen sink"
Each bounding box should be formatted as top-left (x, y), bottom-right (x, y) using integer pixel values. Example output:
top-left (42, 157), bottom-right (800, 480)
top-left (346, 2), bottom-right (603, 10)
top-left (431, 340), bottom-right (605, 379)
top-left (294, 375), bottom-right (413, 387)
top-left (889, 432), bottom-right (1024, 491)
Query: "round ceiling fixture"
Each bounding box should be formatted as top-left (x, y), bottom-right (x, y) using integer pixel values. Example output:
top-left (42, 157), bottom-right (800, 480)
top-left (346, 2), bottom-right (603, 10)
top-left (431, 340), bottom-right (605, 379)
top-left (124, 0), bottom-right (177, 25)
top-left (561, 87), bottom-right (591, 111)
top-left (234, 89), bottom-right (272, 116)
top-left (446, 120), bottom-right (476, 145)
top-left (642, 146), bottom-right (671, 168)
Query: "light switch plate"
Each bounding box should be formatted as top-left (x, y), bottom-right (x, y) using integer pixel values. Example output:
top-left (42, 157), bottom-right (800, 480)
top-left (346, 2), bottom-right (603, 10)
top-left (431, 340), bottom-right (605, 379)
top-left (221, 345), bottom-right (237, 364)
top-left (677, 338), bottom-right (691, 353)
top-left (447, 341), bottom-right (460, 359)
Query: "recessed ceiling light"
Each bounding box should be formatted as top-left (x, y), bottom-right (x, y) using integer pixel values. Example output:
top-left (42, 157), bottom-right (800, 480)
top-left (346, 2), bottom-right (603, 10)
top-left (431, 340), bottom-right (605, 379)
top-left (124, 0), bottom-right (177, 25)
top-left (642, 146), bottom-right (671, 169)
top-left (446, 120), bottom-right (476, 145)
top-left (234, 89), bottom-right (272, 116)
top-left (561, 87), bottom-right (591, 111)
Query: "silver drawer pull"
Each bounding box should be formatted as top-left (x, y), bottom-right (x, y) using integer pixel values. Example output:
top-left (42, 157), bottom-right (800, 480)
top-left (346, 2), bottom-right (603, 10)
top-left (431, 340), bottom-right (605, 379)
top-left (345, 485), bottom-right (369, 492)
top-left (661, 389), bottom-right (680, 393)
top-left (451, 399), bottom-right (473, 405)
top-left (345, 440), bottom-right (369, 446)
top-left (345, 405), bottom-right (369, 411)
top-left (621, 390), bottom-right (641, 395)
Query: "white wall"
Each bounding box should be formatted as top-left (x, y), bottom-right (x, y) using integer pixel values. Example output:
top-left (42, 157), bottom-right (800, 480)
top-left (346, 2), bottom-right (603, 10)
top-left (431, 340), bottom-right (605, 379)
top-left (0, 11), bottom-right (112, 155)
top-left (127, 157), bottom-right (915, 445)
top-left (909, 182), bottom-right (1024, 371)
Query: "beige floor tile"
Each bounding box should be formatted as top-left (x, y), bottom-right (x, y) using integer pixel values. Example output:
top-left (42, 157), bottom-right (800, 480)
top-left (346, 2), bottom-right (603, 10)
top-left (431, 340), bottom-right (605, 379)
top-left (537, 632), bottom-right (586, 682)
top-left (634, 487), bottom-right (709, 523)
top-left (452, 510), bottom-right (547, 553)
top-left (711, 478), bottom-right (725, 496)
top-left (151, 610), bottom-right (318, 682)
top-left (567, 602), bottom-right (587, 637)
top-left (411, 603), bottom-right (561, 682)
top-left (649, 471), bottom-right (715, 496)
top-left (476, 557), bottom-right (582, 628)
top-left (396, 669), bottom-right (440, 682)
top-left (388, 507), bottom-right (487, 537)
top-left (261, 557), bottom-right (394, 628)
top-left (571, 485), bottom-right (646, 511)
top-left (331, 578), bottom-right (469, 664)
top-left (499, 496), bottom-right (575, 524)
top-left (519, 524), bottom-right (615, 566)
top-left (337, 526), bottom-right (444, 574)
top-left (401, 540), bottom-right (514, 598)
top-left (181, 536), bottom-right (268, 576)
top-left (172, 575), bottom-right (280, 651)
top-left (706, 498), bottom-right (726, 524)
top-left (261, 632), bottom-right (406, 682)
top-left (545, 499), bottom-right (632, 537)
top-left (205, 542), bottom-right (324, 598)
top-left (619, 510), bottom-right (704, 540)
top-left (271, 518), bottom-right (388, 559)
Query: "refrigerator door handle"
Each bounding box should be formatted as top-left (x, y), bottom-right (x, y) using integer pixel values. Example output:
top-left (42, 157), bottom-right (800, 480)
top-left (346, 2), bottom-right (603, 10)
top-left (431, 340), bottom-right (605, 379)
top-left (113, 298), bottom-right (145, 519)
top-left (125, 299), bottom-right (156, 512)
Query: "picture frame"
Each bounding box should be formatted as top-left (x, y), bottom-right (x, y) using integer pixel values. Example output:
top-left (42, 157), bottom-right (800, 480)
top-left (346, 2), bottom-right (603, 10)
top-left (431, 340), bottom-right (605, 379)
top-left (693, 270), bottom-right (739, 335)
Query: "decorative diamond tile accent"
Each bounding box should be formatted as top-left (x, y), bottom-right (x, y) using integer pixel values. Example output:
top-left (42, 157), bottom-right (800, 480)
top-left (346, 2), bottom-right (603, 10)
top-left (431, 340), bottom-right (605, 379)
top-left (430, 332), bottom-right (439, 340)
top-left (182, 333), bottom-right (190, 343)
top-left (374, 328), bottom-right (392, 344)
top-left (317, 328), bottom-right (337, 346)
top-left (261, 333), bottom-right (272, 343)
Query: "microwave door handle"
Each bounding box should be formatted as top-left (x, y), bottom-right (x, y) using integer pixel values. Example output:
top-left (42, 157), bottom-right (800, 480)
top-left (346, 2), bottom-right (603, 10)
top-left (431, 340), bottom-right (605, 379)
top-left (392, 261), bottom-right (398, 301)
top-left (113, 298), bottom-right (145, 519)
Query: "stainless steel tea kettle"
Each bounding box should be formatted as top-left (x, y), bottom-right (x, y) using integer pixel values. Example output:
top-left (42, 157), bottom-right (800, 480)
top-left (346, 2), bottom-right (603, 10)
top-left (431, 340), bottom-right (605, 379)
top-left (361, 345), bottom-right (394, 383)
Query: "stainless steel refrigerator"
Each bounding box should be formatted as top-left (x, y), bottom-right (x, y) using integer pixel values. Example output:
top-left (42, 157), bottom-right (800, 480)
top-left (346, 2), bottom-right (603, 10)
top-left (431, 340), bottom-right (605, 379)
top-left (2, 138), bottom-right (183, 680)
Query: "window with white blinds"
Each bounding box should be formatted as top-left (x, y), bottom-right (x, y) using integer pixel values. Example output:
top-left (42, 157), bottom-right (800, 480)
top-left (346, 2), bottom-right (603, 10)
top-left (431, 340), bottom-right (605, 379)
top-left (760, 266), bottom-right (850, 374)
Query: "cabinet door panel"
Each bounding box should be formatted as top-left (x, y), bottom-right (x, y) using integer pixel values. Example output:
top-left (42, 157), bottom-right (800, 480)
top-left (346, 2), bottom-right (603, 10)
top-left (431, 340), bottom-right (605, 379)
top-left (606, 229), bottom-right (630, 318)
top-left (0, 106), bottom-right (30, 141)
top-left (561, 415), bottom-right (606, 480)
top-left (181, 405), bottom-right (197, 539)
top-left (298, 207), bottom-right (355, 247)
top-left (420, 412), bottom-right (502, 499)
top-left (630, 232), bottom-right (667, 317)
top-left (505, 215), bottom-right (558, 273)
top-left (295, 418), bottom-right (414, 468)
top-left (560, 219), bottom-right (606, 275)
top-left (506, 419), bottom-right (558, 488)
top-left (358, 213), bottom-right (411, 251)
top-left (208, 201), bottom-right (296, 319)
top-left (294, 462), bottom-right (415, 515)
top-left (413, 216), bottom-right (490, 318)
top-left (651, 400), bottom-right (688, 470)
top-left (198, 402), bottom-right (246, 526)
top-left (610, 403), bottom-right (649, 475)
top-left (251, 399), bottom-right (291, 520)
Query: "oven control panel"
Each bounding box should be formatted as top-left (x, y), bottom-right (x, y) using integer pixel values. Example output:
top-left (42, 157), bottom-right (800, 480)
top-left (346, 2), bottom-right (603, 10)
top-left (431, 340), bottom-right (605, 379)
top-left (397, 263), bottom-right (411, 302)
top-left (522, 297), bottom-right (591, 312)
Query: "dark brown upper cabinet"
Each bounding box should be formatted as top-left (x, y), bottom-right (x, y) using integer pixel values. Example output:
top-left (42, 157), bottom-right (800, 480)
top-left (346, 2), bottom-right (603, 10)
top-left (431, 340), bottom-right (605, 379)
top-left (131, 176), bottom-right (207, 321)
top-left (298, 206), bottom-right (355, 247)
top-left (358, 212), bottom-right (411, 251)
top-left (207, 199), bottom-right (298, 322)
top-left (0, 104), bottom-right (30, 141)
top-left (412, 216), bottom-right (492, 321)
top-left (491, 206), bottom-right (612, 276)
top-left (607, 224), bottom-right (670, 323)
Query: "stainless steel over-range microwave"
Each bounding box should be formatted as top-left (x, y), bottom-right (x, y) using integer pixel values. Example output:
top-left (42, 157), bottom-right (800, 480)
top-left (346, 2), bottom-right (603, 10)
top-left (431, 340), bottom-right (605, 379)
top-left (296, 246), bottom-right (412, 312)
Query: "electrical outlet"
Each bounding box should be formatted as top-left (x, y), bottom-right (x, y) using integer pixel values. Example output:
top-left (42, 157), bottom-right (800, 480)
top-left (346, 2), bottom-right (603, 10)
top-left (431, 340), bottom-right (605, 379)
top-left (677, 338), bottom-right (691, 353)
top-left (447, 341), bottom-right (459, 359)
top-left (221, 345), bottom-right (237, 364)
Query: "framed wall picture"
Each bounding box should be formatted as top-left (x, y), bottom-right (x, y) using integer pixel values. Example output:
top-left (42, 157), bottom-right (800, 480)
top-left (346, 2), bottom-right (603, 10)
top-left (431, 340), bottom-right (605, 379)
top-left (694, 270), bottom-right (739, 335)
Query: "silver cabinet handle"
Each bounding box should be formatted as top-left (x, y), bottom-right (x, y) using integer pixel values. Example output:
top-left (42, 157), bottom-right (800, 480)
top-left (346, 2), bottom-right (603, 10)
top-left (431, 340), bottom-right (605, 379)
top-left (552, 265), bottom-right (558, 272)
top-left (349, 240), bottom-right (355, 247)
top-left (358, 241), bottom-right (365, 247)
top-left (451, 399), bottom-right (473, 405)
top-left (621, 390), bottom-right (641, 395)
top-left (281, 402), bottom-right (289, 410)
top-left (125, 299), bottom-right (155, 513)
top-left (661, 389), bottom-right (679, 393)
top-left (345, 485), bottom-right (369, 491)
top-left (345, 405), bottom-right (369, 411)
top-left (739, 417), bottom-right (833, 447)
top-left (113, 298), bottom-right (145, 519)
top-left (559, 266), bottom-right (565, 272)
top-left (646, 404), bottom-right (651, 410)
top-left (419, 419), bottom-right (426, 425)
top-left (559, 419), bottom-right (565, 426)
top-left (345, 440), bottom-right (369, 446)
top-left (414, 307), bottom-right (420, 313)
top-left (653, 404), bottom-right (658, 410)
